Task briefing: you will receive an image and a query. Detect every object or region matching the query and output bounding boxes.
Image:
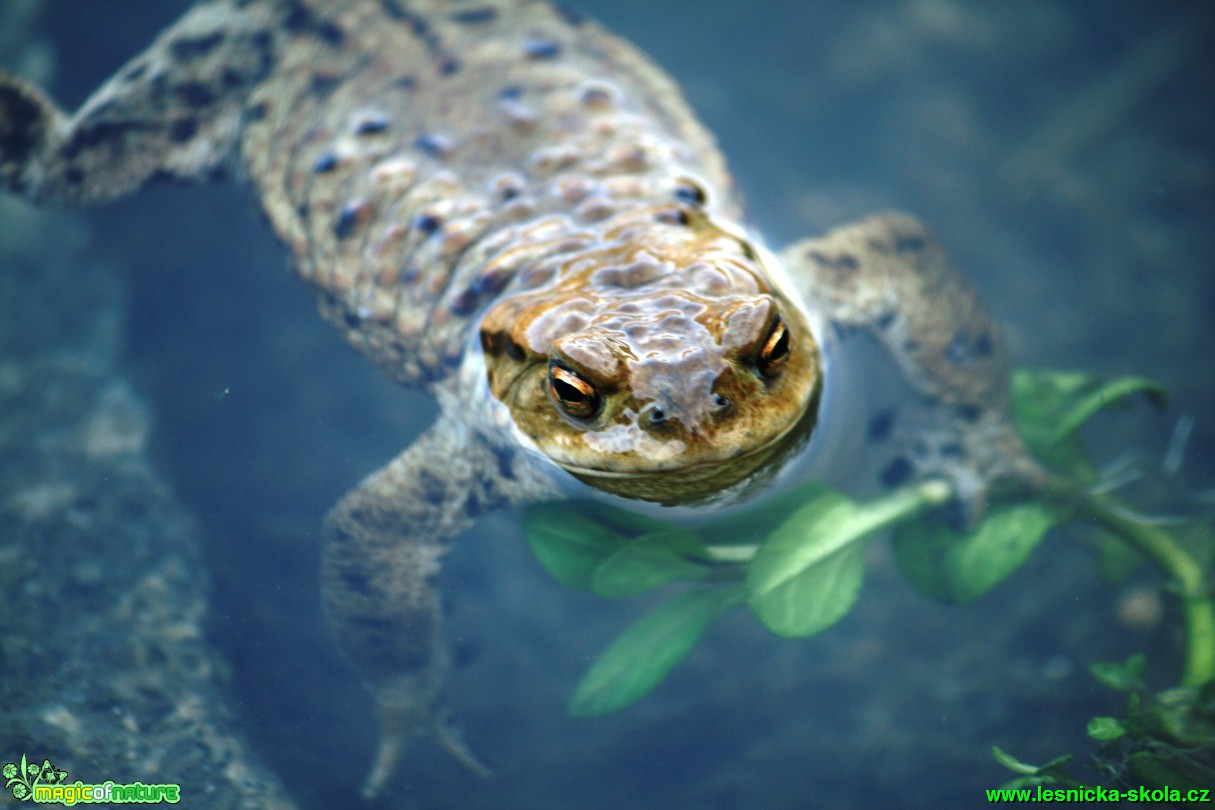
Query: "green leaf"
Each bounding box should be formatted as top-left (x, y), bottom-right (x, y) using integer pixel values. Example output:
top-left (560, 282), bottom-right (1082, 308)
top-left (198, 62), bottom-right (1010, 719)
top-left (1086, 716), bottom-right (1127, 741)
top-left (590, 529), bottom-right (712, 598)
top-left (523, 502), bottom-right (628, 590)
top-left (748, 540), bottom-right (867, 638)
top-left (1051, 376), bottom-right (1168, 443)
top-left (1090, 653), bottom-right (1146, 691)
top-left (992, 747), bottom-right (1078, 788)
top-left (700, 483), bottom-right (833, 547)
top-left (893, 503), bottom-right (1057, 604)
top-left (991, 745), bottom-right (1042, 776)
top-left (747, 486), bottom-right (926, 638)
top-left (1127, 750), bottom-right (1208, 792)
top-left (569, 587), bottom-right (741, 717)
top-left (1012, 370), bottom-right (1167, 476)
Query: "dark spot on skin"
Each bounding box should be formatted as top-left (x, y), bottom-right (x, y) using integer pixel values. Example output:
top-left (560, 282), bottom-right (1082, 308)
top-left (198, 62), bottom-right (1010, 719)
top-left (472, 267), bottom-right (512, 298)
top-left (945, 329), bottom-right (994, 365)
top-left (169, 31), bottom-right (225, 60)
top-left (313, 151), bottom-right (338, 173)
top-left (62, 119), bottom-right (147, 160)
top-left (940, 442), bottom-right (965, 458)
top-left (380, 0), bottom-right (409, 20)
top-left (414, 213), bottom-right (442, 234)
top-left (867, 410), bottom-right (895, 442)
top-left (63, 166), bottom-right (84, 185)
top-left (296, 203), bottom-right (309, 219)
top-left (414, 133), bottom-right (452, 158)
top-left (169, 118), bottom-right (198, 143)
top-left (655, 208), bottom-right (690, 226)
top-left (673, 180), bottom-right (706, 206)
top-left (284, 3), bottom-right (344, 47)
top-left (284, 2), bottom-right (312, 31)
top-left (244, 101), bottom-right (268, 122)
top-left (808, 250), bottom-right (859, 272)
top-left (499, 85), bottom-right (523, 100)
top-left (221, 68), bottom-right (245, 88)
top-left (395, 75), bottom-right (417, 90)
top-left (738, 240), bottom-right (758, 261)
top-left (875, 311), bottom-right (896, 331)
top-left (207, 164), bottom-right (228, 183)
top-left (880, 456), bottom-right (915, 488)
top-left (451, 7), bottom-right (497, 24)
top-left (334, 204), bottom-right (359, 239)
top-left (343, 311), bottom-right (361, 329)
top-left (956, 404), bottom-right (983, 423)
top-left (403, 266), bottom-right (420, 284)
top-left (175, 82), bottom-right (216, 108)
top-left (0, 85), bottom-right (43, 164)
top-left (310, 72), bottom-right (341, 97)
top-left (895, 234), bottom-right (926, 254)
top-left (317, 21), bottom-right (345, 46)
top-left (439, 57), bottom-right (460, 75)
top-left (355, 115), bottom-right (390, 135)
top-left (249, 30), bottom-right (276, 81)
top-left (451, 289), bottom-right (479, 316)
top-left (417, 470), bottom-right (447, 506)
top-left (523, 39), bottom-right (562, 60)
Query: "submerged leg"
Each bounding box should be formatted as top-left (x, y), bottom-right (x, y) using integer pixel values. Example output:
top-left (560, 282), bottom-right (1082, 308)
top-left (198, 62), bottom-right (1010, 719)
top-left (0, 0), bottom-right (274, 205)
top-left (780, 213), bottom-right (1042, 514)
top-left (322, 414), bottom-right (551, 798)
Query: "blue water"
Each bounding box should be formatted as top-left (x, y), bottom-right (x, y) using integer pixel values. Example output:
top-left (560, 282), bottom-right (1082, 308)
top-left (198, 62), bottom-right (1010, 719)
top-left (5, 1), bottom-right (1212, 808)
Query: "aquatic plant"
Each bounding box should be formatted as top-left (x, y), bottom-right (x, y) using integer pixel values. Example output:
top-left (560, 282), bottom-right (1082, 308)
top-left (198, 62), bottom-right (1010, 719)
top-left (524, 367), bottom-right (1213, 790)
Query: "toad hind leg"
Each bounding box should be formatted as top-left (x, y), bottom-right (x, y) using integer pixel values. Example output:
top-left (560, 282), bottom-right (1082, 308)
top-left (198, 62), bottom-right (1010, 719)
top-left (780, 213), bottom-right (1042, 515)
top-left (323, 415), bottom-right (541, 798)
top-left (0, 0), bottom-right (274, 205)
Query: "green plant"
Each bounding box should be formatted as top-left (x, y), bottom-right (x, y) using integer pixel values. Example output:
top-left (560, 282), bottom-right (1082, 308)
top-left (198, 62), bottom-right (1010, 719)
top-left (523, 368), bottom-right (1213, 782)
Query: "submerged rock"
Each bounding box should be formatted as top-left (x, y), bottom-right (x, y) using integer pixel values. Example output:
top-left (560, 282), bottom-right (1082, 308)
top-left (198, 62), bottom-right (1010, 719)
top-left (0, 198), bottom-right (296, 808)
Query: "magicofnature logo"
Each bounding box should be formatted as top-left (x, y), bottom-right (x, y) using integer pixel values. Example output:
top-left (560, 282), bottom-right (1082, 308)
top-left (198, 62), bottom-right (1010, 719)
top-left (3, 753), bottom-right (181, 804)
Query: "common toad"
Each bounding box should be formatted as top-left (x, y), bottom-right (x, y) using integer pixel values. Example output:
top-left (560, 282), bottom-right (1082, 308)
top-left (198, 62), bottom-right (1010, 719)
top-left (0, 0), bottom-right (1035, 796)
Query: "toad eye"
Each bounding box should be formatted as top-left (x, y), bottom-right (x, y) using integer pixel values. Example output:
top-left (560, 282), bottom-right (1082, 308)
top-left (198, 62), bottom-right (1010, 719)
top-left (549, 362), bottom-right (601, 419)
top-left (756, 315), bottom-right (791, 379)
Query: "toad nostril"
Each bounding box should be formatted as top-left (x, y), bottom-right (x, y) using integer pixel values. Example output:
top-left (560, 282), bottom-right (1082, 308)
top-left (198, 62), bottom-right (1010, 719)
top-left (712, 393), bottom-right (731, 411)
top-left (649, 408), bottom-right (667, 424)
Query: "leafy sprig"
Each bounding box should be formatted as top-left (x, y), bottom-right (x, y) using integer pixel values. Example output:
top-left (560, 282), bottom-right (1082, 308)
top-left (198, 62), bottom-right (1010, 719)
top-left (523, 368), bottom-right (1212, 781)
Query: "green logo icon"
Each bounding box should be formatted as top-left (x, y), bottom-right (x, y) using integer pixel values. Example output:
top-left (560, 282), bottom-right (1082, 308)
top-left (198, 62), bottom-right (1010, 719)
top-left (3, 754), bottom-right (67, 801)
top-left (3, 753), bottom-right (181, 804)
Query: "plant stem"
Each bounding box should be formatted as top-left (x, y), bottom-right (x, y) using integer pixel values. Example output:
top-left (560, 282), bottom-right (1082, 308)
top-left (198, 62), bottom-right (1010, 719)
top-left (701, 479), bottom-right (953, 564)
top-left (1043, 479), bottom-right (1215, 687)
top-left (1093, 498), bottom-right (1214, 688)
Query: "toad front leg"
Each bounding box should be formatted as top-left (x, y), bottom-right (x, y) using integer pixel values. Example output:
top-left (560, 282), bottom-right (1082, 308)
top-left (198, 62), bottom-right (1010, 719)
top-left (322, 415), bottom-right (548, 798)
top-left (781, 213), bottom-right (1042, 515)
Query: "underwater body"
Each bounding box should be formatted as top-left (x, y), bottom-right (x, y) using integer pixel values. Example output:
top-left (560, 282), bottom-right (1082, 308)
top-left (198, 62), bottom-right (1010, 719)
top-left (1, 1), bottom-right (1212, 808)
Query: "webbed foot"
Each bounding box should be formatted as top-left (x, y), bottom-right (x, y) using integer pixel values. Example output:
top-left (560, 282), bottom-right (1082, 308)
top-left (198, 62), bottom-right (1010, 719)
top-left (361, 679), bottom-right (491, 799)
